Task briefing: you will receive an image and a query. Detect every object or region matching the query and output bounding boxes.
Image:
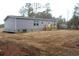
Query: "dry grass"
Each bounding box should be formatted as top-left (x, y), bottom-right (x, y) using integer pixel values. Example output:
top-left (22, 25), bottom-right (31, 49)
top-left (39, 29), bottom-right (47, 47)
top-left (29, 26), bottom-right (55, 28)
top-left (0, 30), bottom-right (79, 55)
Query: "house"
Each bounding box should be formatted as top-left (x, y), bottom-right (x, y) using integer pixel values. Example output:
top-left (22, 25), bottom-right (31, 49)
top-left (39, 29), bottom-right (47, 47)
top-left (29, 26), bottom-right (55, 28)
top-left (4, 15), bottom-right (57, 32)
top-left (57, 22), bottom-right (68, 29)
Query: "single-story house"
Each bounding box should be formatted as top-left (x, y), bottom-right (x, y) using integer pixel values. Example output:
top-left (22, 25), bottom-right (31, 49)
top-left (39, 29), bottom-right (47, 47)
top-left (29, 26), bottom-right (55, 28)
top-left (4, 15), bottom-right (57, 32)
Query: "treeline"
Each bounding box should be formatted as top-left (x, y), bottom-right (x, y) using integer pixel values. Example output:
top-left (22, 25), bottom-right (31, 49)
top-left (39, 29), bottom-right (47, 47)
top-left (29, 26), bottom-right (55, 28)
top-left (19, 3), bottom-right (67, 29)
top-left (56, 3), bottom-right (79, 29)
top-left (19, 3), bottom-right (52, 19)
top-left (19, 3), bottom-right (79, 30)
top-left (68, 3), bottom-right (79, 29)
top-left (0, 24), bottom-right (4, 28)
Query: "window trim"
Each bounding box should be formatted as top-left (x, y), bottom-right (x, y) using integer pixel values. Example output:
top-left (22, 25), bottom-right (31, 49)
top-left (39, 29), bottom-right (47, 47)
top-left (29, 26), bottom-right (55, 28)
top-left (34, 20), bottom-right (39, 26)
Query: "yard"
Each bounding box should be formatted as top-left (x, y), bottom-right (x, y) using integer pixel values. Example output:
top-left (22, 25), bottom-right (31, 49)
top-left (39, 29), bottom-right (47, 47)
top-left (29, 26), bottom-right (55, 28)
top-left (0, 30), bottom-right (79, 55)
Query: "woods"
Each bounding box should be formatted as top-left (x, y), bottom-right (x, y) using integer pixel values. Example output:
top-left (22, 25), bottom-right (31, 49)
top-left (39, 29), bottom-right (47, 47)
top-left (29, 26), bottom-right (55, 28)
top-left (19, 3), bottom-right (52, 19)
top-left (68, 3), bottom-right (79, 29)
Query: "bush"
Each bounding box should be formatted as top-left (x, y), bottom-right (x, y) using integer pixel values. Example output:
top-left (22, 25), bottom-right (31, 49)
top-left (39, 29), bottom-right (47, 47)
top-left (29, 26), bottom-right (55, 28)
top-left (43, 24), bottom-right (56, 31)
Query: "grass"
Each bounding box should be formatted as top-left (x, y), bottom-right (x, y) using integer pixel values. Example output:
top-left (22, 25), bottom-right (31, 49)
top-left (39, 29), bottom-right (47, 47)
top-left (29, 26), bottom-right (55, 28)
top-left (0, 29), bottom-right (79, 55)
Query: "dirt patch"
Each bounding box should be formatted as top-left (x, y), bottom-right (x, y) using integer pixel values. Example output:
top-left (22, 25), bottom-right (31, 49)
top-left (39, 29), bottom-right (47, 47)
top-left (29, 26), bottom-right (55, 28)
top-left (0, 40), bottom-right (41, 56)
top-left (62, 40), bottom-right (79, 49)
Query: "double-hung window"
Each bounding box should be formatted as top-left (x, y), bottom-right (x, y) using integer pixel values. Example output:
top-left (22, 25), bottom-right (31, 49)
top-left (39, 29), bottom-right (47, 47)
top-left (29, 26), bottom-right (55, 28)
top-left (34, 20), bottom-right (39, 26)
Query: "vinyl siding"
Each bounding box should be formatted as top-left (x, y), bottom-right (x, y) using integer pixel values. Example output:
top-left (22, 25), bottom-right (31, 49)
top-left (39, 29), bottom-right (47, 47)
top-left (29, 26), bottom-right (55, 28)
top-left (4, 18), bottom-right (15, 32)
top-left (4, 18), bottom-right (57, 32)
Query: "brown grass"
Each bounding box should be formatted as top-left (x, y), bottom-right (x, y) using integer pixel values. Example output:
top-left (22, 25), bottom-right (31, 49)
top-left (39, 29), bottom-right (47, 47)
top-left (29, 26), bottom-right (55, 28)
top-left (0, 30), bottom-right (79, 55)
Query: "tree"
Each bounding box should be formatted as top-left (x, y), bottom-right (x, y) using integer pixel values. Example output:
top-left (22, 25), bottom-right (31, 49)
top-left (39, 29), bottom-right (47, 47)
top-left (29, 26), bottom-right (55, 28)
top-left (19, 3), bottom-right (41, 17)
top-left (19, 7), bottom-right (27, 16)
top-left (57, 16), bottom-right (66, 29)
top-left (35, 3), bottom-right (52, 19)
top-left (19, 3), bottom-right (53, 19)
top-left (19, 3), bottom-right (34, 17)
top-left (68, 3), bottom-right (79, 29)
top-left (35, 11), bottom-right (52, 19)
top-left (57, 16), bottom-right (65, 24)
top-left (44, 3), bottom-right (51, 13)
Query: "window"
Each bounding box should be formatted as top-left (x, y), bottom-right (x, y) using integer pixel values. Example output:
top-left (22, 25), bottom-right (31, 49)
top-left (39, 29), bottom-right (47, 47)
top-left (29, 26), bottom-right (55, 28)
top-left (34, 23), bottom-right (39, 26)
top-left (34, 23), bottom-right (36, 26)
top-left (23, 29), bottom-right (27, 32)
top-left (34, 20), bottom-right (39, 26)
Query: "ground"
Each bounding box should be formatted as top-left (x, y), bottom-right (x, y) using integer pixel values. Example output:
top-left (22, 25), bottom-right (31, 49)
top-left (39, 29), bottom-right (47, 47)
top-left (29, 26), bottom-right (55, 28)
top-left (0, 29), bottom-right (79, 55)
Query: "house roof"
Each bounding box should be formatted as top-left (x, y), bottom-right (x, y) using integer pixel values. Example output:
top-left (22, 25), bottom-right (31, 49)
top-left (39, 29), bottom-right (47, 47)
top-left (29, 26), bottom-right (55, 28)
top-left (4, 15), bottom-right (57, 22)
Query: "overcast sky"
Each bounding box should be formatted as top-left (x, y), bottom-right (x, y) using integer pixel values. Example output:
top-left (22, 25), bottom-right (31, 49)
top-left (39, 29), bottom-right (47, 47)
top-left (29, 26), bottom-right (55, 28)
top-left (0, 0), bottom-right (78, 24)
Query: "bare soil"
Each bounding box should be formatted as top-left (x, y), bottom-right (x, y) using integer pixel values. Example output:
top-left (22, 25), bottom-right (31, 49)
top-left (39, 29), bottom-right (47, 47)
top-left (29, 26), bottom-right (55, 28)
top-left (0, 30), bottom-right (79, 56)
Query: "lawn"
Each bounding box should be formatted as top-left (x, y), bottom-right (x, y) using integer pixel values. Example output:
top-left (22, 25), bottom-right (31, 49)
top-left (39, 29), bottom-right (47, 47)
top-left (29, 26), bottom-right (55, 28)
top-left (0, 30), bottom-right (79, 55)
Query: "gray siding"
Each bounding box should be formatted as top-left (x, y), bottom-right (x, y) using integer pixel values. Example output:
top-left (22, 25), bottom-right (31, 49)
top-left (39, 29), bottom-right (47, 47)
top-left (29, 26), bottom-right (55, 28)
top-left (4, 17), bottom-right (57, 32)
top-left (4, 18), bottom-right (16, 32)
top-left (16, 19), bottom-right (34, 32)
top-left (15, 19), bottom-right (55, 32)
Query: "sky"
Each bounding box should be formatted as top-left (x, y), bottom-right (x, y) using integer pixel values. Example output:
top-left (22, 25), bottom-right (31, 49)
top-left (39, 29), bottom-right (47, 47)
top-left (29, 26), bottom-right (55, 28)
top-left (0, 0), bottom-right (78, 24)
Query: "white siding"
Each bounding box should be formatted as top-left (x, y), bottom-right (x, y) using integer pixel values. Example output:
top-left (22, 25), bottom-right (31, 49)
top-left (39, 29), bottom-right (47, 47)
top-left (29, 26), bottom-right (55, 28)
top-left (4, 18), bottom-right (16, 32)
top-left (16, 19), bottom-right (34, 32)
top-left (15, 19), bottom-right (54, 32)
top-left (4, 17), bottom-right (56, 32)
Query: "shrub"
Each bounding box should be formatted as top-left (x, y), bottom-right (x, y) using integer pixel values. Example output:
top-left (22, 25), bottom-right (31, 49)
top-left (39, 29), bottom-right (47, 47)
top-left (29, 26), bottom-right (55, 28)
top-left (43, 24), bottom-right (56, 31)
